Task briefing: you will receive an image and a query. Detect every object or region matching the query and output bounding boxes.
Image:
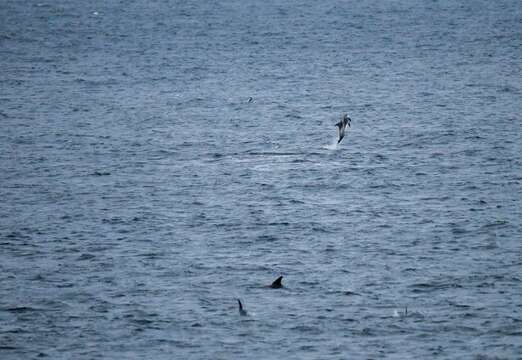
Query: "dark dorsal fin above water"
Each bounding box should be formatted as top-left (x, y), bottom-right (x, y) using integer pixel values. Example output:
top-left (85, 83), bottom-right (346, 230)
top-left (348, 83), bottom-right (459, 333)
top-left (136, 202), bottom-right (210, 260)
top-left (270, 276), bottom-right (283, 288)
top-left (237, 299), bottom-right (247, 316)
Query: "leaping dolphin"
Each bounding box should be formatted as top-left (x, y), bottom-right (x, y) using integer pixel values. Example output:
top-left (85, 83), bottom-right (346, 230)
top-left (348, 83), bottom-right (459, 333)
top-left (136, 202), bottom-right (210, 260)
top-left (335, 113), bottom-right (351, 144)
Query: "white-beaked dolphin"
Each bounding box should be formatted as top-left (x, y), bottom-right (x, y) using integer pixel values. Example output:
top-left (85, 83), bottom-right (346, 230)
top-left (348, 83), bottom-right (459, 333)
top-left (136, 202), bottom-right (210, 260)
top-left (335, 113), bottom-right (351, 144)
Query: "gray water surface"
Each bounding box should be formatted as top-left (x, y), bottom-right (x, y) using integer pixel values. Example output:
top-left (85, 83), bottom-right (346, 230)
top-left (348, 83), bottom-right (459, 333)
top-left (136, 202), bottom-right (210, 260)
top-left (1, 0), bottom-right (521, 358)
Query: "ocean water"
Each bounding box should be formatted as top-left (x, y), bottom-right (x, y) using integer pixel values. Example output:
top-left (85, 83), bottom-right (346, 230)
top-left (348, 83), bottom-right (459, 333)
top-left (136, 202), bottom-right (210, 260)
top-left (1, 0), bottom-right (521, 358)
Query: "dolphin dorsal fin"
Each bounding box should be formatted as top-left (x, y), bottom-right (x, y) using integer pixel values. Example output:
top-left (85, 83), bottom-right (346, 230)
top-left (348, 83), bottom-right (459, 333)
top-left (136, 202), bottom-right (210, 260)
top-left (237, 299), bottom-right (247, 316)
top-left (271, 276), bottom-right (283, 288)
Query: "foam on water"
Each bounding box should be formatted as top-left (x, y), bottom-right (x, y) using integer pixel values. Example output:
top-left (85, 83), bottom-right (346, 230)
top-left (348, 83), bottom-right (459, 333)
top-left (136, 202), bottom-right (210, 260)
top-left (322, 136), bottom-right (341, 151)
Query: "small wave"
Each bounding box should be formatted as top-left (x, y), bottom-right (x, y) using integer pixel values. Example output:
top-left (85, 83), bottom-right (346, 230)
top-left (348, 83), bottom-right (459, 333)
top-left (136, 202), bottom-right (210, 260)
top-left (0, 345), bottom-right (18, 350)
top-left (410, 281), bottom-right (462, 293)
top-left (284, 113), bottom-right (303, 119)
top-left (246, 151), bottom-right (302, 156)
top-left (3, 306), bottom-right (39, 313)
top-left (256, 221), bottom-right (290, 227)
top-left (91, 171), bottom-right (111, 176)
top-left (481, 219), bottom-right (509, 229)
top-left (256, 234), bottom-right (278, 242)
top-left (77, 253), bottom-right (96, 261)
top-left (289, 324), bottom-right (322, 335)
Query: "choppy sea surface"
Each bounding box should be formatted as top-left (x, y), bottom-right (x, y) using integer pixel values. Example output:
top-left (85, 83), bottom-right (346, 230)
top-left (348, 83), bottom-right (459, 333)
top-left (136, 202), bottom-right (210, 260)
top-left (1, 0), bottom-right (521, 358)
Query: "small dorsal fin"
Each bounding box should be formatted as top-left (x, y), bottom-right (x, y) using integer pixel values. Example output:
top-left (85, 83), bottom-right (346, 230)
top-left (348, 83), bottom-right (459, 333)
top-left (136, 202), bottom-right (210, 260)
top-left (237, 299), bottom-right (247, 316)
top-left (270, 276), bottom-right (283, 288)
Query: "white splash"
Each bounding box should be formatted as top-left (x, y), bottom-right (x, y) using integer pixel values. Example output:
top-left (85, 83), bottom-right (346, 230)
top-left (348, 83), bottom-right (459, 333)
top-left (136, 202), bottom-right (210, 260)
top-left (322, 137), bottom-right (340, 150)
